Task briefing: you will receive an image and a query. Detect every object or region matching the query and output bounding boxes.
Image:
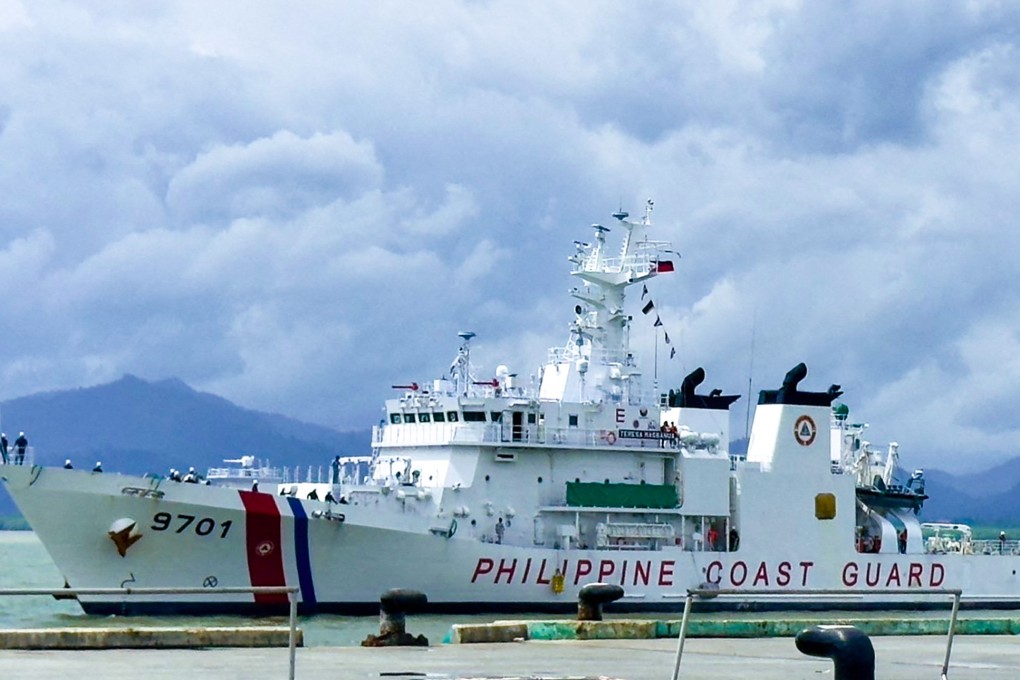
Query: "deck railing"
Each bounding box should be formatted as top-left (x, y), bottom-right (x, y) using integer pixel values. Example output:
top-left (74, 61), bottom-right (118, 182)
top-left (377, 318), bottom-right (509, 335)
top-left (0, 585), bottom-right (299, 680)
top-left (376, 422), bottom-right (682, 450)
top-left (670, 587), bottom-right (962, 680)
top-left (0, 445), bottom-right (35, 467)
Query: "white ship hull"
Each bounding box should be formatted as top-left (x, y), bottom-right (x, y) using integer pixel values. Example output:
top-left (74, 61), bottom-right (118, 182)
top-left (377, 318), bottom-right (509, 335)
top-left (4, 465), bottom-right (1019, 615)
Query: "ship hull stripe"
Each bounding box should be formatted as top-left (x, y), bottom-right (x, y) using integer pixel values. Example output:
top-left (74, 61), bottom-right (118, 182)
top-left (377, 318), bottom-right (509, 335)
top-left (239, 491), bottom-right (289, 605)
top-left (285, 497), bottom-right (316, 605)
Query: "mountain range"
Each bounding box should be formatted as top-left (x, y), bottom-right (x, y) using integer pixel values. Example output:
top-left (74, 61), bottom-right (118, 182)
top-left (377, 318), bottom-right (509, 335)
top-left (1, 376), bottom-right (1018, 526)
top-left (0, 375), bottom-right (370, 517)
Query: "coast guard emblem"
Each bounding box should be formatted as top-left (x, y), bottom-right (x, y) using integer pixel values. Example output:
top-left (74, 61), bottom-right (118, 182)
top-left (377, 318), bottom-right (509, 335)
top-left (794, 415), bottom-right (817, 447)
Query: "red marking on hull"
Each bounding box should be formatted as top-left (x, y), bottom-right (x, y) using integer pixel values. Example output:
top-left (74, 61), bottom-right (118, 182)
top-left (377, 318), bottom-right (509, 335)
top-left (239, 491), bottom-right (288, 605)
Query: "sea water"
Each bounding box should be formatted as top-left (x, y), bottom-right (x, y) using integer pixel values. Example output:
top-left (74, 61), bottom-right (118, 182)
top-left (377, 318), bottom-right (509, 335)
top-left (0, 531), bottom-right (551, 646)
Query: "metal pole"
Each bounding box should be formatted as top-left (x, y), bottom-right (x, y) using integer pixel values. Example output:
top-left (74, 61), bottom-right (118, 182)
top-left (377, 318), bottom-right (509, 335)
top-left (942, 590), bottom-right (961, 680)
top-left (654, 326), bottom-right (659, 389)
top-left (670, 591), bottom-right (695, 680)
top-left (288, 590), bottom-right (298, 680)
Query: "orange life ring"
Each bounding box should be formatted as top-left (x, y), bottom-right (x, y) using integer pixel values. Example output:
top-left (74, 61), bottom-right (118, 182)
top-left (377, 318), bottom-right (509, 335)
top-left (606, 432), bottom-right (617, 445)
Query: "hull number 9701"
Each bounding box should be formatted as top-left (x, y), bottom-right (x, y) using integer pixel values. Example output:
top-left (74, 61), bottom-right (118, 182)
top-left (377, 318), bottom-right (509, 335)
top-left (151, 512), bottom-right (232, 538)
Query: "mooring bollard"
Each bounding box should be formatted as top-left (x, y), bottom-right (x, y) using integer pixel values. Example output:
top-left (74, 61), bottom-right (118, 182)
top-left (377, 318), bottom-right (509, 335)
top-left (795, 625), bottom-right (875, 680)
top-left (361, 588), bottom-right (429, 647)
top-left (577, 582), bottom-right (624, 621)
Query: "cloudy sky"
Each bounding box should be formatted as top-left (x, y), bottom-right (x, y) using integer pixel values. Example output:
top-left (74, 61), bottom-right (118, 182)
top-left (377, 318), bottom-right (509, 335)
top-left (1, 1), bottom-right (1019, 473)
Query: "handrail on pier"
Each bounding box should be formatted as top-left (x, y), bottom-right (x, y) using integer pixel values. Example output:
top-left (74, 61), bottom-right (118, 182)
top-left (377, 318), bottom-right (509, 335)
top-left (0, 586), bottom-right (300, 680)
top-left (670, 587), bottom-right (962, 680)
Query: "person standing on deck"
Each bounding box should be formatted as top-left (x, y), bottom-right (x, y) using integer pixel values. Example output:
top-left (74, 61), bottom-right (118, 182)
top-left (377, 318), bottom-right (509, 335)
top-left (0, 433), bottom-right (7, 465)
top-left (14, 432), bottom-right (27, 465)
top-left (495, 517), bottom-right (505, 544)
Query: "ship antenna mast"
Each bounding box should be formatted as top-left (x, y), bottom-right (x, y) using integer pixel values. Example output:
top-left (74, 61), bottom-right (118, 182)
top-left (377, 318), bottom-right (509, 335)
top-left (452, 331), bottom-right (477, 396)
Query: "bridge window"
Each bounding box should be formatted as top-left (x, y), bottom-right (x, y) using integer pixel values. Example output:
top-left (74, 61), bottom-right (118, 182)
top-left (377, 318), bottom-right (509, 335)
top-left (402, 413), bottom-right (416, 424)
top-left (463, 411), bottom-right (486, 422)
top-left (419, 412), bottom-right (431, 423)
top-left (568, 415), bottom-right (578, 427)
top-left (389, 413), bottom-right (401, 425)
top-left (447, 411), bottom-right (459, 422)
top-left (433, 411), bottom-right (446, 422)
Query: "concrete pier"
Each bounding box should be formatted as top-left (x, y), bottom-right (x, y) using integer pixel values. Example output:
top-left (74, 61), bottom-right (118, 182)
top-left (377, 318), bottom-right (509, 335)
top-left (0, 626), bottom-right (300, 650)
top-left (0, 636), bottom-right (1018, 680)
top-left (449, 615), bottom-right (1020, 642)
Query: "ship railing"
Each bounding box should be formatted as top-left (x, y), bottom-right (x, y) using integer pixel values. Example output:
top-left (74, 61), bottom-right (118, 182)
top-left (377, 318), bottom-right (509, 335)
top-left (377, 422), bottom-right (602, 448)
top-left (670, 587), bottom-right (962, 680)
top-left (282, 465), bottom-right (326, 484)
top-left (574, 246), bottom-right (671, 277)
top-left (376, 421), bottom-right (676, 449)
top-left (0, 585), bottom-right (300, 680)
top-left (971, 538), bottom-right (1020, 555)
top-left (545, 346), bottom-right (633, 366)
top-left (206, 466), bottom-right (280, 480)
top-left (0, 445), bottom-right (34, 467)
top-left (204, 464), bottom-right (326, 485)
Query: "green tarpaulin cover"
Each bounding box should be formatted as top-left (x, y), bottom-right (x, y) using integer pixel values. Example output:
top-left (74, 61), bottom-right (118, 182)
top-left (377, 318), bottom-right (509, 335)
top-left (565, 481), bottom-right (678, 509)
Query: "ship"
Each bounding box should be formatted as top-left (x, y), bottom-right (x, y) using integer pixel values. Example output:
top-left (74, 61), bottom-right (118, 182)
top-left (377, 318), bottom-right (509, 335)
top-left (2, 202), bottom-right (1018, 615)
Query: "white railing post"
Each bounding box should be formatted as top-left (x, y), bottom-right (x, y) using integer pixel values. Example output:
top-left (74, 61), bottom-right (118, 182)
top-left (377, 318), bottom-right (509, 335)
top-left (670, 591), bottom-right (695, 680)
top-left (288, 589), bottom-right (298, 680)
top-left (942, 590), bottom-right (961, 680)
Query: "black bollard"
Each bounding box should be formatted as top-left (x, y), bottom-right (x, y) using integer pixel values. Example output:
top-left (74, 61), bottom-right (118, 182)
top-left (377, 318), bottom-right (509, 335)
top-left (795, 625), bottom-right (875, 680)
top-left (361, 588), bottom-right (429, 647)
top-left (577, 582), bottom-right (624, 621)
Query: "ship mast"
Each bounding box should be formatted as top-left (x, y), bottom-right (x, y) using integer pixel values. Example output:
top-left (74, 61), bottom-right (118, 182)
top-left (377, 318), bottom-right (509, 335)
top-left (450, 331), bottom-right (476, 396)
top-left (539, 200), bottom-right (675, 404)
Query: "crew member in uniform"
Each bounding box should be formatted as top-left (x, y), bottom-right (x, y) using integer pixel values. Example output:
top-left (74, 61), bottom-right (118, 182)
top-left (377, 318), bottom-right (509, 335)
top-left (14, 432), bottom-right (27, 465)
top-left (0, 433), bottom-right (7, 464)
top-left (495, 517), bottom-right (505, 544)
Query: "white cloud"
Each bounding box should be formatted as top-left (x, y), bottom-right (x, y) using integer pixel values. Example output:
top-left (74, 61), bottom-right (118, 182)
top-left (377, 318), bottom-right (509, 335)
top-left (166, 130), bottom-right (382, 222)
top-left (0, 0), bottom-right (30, 31)
top-left (1, 2), bottom-right (1020, 473)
